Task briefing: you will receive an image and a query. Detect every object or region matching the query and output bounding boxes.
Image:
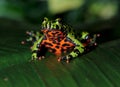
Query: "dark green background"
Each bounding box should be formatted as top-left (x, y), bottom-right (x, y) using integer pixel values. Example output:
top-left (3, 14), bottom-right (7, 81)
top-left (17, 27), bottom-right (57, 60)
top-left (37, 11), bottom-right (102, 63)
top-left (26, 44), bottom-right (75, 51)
top-left (0, 0), bottom-right (120, 87)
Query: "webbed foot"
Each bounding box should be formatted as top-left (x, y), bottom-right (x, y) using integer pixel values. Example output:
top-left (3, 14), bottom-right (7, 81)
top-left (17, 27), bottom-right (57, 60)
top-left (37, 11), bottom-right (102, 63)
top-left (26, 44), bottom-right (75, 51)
top-left (31, 51), bottom-right (45, 61)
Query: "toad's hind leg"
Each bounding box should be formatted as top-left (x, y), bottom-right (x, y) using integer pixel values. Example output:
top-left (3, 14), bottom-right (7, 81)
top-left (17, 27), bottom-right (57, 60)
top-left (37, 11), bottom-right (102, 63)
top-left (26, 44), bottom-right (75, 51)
top-left (60, 46), bottom-right (84, 63)
top-left (59, 33), bottom-right (85, 63)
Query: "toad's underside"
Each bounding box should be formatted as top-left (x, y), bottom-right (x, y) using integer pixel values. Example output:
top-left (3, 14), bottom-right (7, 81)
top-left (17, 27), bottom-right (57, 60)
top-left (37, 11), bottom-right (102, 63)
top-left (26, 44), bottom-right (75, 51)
top-left (23, 17), bottom-right (100, 63)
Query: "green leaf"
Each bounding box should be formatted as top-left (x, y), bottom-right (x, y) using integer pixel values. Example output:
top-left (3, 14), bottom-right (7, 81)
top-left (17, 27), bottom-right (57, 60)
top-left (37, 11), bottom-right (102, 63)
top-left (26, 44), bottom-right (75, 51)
top-left (0, 0), bottom-right (24, 20)
top-left (0, 19), bottom-right (120, 87)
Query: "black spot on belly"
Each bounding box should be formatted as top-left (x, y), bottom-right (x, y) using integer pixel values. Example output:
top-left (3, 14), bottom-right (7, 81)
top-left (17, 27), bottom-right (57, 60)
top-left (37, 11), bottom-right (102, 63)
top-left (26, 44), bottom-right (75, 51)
top-left (44, 42), bottom-right (53, 46)
top-left (52, 31), bottom-right (59, 34)
top-left (56, 42), bottom-right (60, 45)
top-left (47, 34), bottom-right (52, 37)
top-left (55, 46), bottom-right (59, 48)
top-left (52, 33), bottom-right (56, 35)
top-left (62, 44), bottom-right (70, 46)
